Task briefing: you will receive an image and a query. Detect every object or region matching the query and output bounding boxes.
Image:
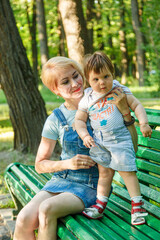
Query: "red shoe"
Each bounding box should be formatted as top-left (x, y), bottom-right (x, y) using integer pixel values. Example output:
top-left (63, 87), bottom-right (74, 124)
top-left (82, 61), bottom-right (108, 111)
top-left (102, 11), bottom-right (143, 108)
top-left (82, 199), bottom-right (107, 219)
top-left (131, 200), bottom-right (148, 225)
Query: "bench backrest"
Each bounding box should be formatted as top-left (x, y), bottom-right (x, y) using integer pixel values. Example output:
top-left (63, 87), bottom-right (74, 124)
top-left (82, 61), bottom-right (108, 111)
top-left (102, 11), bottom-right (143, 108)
top-left (4, 109), bottom-right (160, 231)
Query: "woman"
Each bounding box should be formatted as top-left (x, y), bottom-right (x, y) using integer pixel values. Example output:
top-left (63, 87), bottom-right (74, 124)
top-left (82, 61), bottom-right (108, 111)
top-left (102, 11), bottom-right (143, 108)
top-left (13, 56), bottom-right (137, 240)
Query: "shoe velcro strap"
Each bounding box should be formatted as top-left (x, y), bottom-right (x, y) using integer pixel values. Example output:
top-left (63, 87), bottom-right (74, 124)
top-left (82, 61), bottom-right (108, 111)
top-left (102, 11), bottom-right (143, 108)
top-left (91, 204), bottom-right (104, 214)
top-left (96, 199), bottom-right (107, 208)
top-left (131, 201), bottom-right (144, 207)
top-left (131, 208), bottom-right (147, 214)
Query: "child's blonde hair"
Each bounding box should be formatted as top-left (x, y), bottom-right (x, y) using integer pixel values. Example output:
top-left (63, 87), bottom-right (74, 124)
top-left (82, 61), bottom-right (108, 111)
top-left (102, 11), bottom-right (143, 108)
top-left (83, 51), bottom-right (115, 81)
top-left (41, 56), bottom-right (85, 91)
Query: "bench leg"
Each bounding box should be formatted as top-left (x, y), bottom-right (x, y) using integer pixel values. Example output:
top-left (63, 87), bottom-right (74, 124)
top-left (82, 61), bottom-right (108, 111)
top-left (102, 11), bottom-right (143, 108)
top-left (5, 181), bottom-right (23, 219)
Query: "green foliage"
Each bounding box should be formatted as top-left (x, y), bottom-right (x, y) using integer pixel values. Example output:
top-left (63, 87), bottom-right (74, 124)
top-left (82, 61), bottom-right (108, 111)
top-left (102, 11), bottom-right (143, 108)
top-left (0, 199), bottom-right (15, 209)
top-left (0, 90), bottom-right (7, 104)
top-left (9, 0), bottom-right (160, 87)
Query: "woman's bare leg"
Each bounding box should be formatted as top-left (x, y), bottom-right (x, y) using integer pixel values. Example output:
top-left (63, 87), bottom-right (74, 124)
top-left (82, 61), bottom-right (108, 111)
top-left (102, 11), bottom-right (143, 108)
top-left (38, 192), bottom-right (85, 240)
top-left (13, 191), bottom-right (57, 240)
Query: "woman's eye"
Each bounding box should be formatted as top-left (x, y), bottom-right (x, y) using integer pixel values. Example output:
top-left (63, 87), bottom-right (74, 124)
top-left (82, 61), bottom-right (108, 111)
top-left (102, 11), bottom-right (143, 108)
top-left (62, 80), bottom-right (69, 85)
top-left (73, 73), bottom-right (79, 79)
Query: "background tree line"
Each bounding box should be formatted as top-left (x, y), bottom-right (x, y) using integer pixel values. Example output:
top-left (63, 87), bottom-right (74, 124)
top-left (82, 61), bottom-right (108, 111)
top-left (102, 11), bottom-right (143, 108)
top-left (11, 0), bottom-right (160, 87)
top-left (0, 0), bottom-right (159, 154)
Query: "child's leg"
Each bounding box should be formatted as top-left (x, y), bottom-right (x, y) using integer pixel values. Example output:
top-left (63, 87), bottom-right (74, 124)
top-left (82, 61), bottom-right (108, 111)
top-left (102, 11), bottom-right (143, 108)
top-left (119, 171), bottom-right (148, 225)
top-left (83, 165), bottom-right (115, 219)
top-left (97, 164), bottom-right (115, 197)
top-left (118, 171), bottom-right (140, 197)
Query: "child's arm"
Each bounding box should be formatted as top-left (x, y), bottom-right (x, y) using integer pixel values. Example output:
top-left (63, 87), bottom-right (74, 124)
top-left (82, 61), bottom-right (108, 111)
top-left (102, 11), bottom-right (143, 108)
top-left (75, 110), bottom-right (96, 148)
top-left (126, 95), bottom-right (152, 138)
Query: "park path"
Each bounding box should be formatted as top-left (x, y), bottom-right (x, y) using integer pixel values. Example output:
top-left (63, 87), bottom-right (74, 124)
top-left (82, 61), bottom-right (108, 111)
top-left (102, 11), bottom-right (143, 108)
top-left (0, 194), bottom-right (15, 240)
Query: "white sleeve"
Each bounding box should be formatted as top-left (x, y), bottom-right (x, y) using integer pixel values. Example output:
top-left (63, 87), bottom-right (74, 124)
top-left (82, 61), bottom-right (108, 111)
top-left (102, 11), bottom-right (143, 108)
top-left (78, 95), bottom-right (89, 112)
top-left (113, 80), bottom-right (132, 95)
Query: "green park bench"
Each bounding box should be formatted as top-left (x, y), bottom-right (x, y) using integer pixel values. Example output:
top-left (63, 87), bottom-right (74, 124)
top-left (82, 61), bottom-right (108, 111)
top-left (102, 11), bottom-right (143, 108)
top-left (4, 108), bottom-right (160, 239)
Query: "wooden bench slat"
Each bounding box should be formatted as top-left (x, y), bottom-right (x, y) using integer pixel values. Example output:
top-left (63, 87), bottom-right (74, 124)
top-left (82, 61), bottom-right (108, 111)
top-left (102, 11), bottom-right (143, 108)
top-left (113, 172), bottom-right (160, 203)
top-left (136, 127), bottom-right (160, 139)
top-left (100, 215), bottom-right (137, 240)
top-left (57, 222), bottom-right (77, 240)
top-left (103, 210), bottom-right (141, 240)
top-left (136, 158), bottom-right (160, 175)
top-left (136, 146), bottom-right (160, 163)
top-left (109, 194), bottom-right (160, 232)
top-left (111, 183), bottom-right (160, 217)
top-left (28, 165), bottom-right (53, 181)
top-left (74, 215), bottom-right (121, 240)
top-left (74, 215), bottom-right (124, 240)
top-left (4, 108), bottom-right (160, 239)
top-left (10, 165), bottom-right (40, 194)
top-left (138, 135), bottom-right (160, 150)
top-left (60, 216), bottom-right (98, 240)
top-left (145, 108), bottom-right (160, 116)
top-left (132, 112), bottom-right (160, 127)
top-left (5, 173), bottom-right (33, 206)
top-left (107, 202), bottom-right (160, 240)
top-left (19, 165), bottom-right (47, 187)
top-left (137, 171), bottom-right (160, 188)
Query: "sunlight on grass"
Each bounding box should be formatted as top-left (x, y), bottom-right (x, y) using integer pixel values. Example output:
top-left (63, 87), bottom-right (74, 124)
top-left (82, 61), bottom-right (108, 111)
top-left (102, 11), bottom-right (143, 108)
top-left (39, 84), bottom-right (64, 103)
top-left (140, 99), bottom-right (160, 109)
top-left (129, 85), bottom-right (160, 98)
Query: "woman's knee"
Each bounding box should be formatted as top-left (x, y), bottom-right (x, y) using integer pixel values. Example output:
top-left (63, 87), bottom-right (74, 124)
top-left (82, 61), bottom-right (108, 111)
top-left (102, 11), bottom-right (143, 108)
top-left (39, 199), bottom-right (58, 219)
top-left (38, 200), bottom-right (58, 229)
top-left (16, 204), bottom-right (38, 230)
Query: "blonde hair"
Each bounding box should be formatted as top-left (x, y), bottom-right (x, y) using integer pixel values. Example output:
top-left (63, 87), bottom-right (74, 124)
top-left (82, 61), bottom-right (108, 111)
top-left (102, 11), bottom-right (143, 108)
top-left (83, 51), bottom-right (115, 81)
top-left (41, 56), bottom-right (85, 91)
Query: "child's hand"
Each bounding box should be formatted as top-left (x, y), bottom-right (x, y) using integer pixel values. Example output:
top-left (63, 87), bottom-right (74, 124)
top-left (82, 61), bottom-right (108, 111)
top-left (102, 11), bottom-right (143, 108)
top-left (83, 135), bottom-right (96, 148)
top-left (140, 123), bottom-right (152, 138)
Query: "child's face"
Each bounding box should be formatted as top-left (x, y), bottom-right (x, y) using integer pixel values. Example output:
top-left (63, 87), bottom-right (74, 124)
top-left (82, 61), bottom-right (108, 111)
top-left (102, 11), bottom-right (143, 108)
top-left (88, 70), bottom-right (113, 94)
top-left (55, 66), bottom-right (84, 100)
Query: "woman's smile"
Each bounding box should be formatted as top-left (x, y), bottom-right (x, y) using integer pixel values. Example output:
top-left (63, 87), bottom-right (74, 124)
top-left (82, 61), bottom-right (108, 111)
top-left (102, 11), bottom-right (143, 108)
top-left (73, 87), bottom-right (82, 93)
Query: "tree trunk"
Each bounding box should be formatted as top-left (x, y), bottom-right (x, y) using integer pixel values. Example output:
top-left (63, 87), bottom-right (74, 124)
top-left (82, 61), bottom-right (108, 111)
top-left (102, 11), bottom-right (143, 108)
top-left (131, 0), bottom-right (145, 86)
top-left (86, 0), bottom-right (94, 53)
top-left (57, 5), bottom-right (66, 56)
top-left (95, 0), bottom-right (104, 51)
top-left (0, 0), bottom-right (47, 154)
top-left (106, 15), bottom-right (115, 60)
top-left (119, 0), bottom-right (129, 84)
top-left (36, 0), bottom-right (49, 65)
top-left (26, 0), bottom-right (38, 84)
top-left (59, 0), bottom-right (89, 64)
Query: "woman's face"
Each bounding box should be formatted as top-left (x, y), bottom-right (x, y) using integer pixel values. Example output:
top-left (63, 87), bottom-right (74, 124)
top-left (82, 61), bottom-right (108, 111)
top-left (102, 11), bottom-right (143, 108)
top-left (55, 66), bottom-right (84, 100)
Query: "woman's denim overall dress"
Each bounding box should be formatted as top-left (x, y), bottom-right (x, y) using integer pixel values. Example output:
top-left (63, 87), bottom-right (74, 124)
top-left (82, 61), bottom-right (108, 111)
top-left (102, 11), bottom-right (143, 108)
top-left (41, 108), bottom-right (99, 207)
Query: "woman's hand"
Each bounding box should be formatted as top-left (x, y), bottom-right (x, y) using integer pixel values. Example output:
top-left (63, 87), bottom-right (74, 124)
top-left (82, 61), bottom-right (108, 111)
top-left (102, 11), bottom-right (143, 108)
top-left (107, 87), bottom-right (138, 152)
top-left (107, 87), bottom-right (130, 114)
top-left (69, 154), bottom-right (96, 170)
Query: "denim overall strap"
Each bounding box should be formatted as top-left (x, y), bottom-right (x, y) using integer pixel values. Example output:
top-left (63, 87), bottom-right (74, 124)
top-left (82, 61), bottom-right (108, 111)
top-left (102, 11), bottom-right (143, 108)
top-left (53, 108), bottom-right (68, 126)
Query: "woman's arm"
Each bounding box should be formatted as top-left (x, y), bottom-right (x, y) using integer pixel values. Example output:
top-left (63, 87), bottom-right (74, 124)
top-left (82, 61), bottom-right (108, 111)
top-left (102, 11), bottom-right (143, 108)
top-left (35, 137), bottom-right (95, 174)
top-left (107, 88), bottom-right (138, 152)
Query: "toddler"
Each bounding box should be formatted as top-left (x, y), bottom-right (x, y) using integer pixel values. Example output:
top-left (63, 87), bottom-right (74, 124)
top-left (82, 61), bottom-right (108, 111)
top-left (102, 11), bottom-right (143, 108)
top-left (75, 51), bottom-right (152, 225)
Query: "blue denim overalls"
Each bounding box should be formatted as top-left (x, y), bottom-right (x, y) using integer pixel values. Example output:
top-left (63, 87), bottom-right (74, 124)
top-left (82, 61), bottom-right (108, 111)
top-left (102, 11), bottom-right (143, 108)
top-left (42, 108), bottom-right (99, 207)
